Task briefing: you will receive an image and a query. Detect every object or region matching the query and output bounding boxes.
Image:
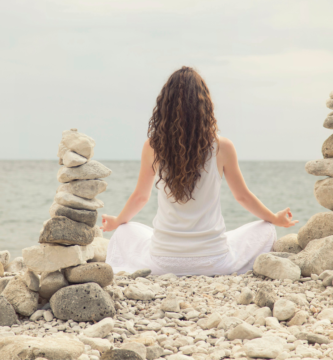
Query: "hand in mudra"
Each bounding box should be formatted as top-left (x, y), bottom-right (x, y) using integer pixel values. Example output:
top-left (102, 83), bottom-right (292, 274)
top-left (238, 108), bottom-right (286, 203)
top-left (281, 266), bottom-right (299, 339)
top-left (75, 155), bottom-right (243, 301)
top-left (100, 214), bottom-right (119, 232)
top-left (273, 208), bottom-right (298, 228)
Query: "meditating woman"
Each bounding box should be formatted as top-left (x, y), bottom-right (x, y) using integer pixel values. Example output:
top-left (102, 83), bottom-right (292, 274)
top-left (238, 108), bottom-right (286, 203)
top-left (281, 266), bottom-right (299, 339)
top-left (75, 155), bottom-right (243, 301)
top-left (101, 66), bottom-right (298, 276)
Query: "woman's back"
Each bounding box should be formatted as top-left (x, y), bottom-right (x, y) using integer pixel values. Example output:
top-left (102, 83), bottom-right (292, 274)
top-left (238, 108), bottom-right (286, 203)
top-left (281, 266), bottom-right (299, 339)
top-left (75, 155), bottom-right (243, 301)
top-left (149, 140), bottom-right (229, 258)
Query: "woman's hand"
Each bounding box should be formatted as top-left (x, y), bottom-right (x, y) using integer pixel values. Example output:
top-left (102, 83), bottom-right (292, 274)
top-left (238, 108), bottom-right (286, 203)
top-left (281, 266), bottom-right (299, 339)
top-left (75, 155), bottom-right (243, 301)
top-left (272, 208), bottom-right (299, 228)
top-left (100, 215), bottom-right (120, 232)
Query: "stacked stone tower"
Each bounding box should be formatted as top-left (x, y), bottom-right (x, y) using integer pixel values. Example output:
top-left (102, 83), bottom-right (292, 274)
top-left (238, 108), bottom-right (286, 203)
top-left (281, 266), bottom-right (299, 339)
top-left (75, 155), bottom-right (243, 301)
top-left (297, 92), bottom-right (333, 249)
top-left (9, 129), bottom-right (117, 322)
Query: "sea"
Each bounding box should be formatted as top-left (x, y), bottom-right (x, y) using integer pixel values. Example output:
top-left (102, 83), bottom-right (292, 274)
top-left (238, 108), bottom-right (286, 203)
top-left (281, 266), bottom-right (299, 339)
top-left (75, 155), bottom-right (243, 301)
top-left (0, 160), bottom-right (328, 260)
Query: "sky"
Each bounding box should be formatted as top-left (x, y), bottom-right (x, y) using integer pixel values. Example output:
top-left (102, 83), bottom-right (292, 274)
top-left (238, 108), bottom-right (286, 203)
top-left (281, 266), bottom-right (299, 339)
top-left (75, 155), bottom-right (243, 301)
top-left (1, 0), bottom-right (333, 161)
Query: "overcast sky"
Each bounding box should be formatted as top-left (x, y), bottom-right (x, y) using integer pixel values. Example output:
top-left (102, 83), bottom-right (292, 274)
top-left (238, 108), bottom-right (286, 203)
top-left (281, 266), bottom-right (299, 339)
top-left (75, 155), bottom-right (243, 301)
top-left (1, 0), bottom-right (333, 160)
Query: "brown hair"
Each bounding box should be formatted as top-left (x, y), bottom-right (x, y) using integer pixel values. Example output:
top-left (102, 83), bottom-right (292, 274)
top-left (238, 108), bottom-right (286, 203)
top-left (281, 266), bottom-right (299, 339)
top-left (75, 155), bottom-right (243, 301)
top-left (148, 66), bottom-right (219, 204)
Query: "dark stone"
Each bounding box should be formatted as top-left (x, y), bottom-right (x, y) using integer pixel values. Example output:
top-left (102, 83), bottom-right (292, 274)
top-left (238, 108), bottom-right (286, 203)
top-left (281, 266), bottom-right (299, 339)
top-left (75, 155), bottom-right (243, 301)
top-left (39, 216), bottom-right (94, 246)
top-left (50, 202), bottom-right (97, 227)
top-left (254, 283), bottom-right (277, 310)
top-left (296, 332), bottom-right (329, 344)
top-left (64, 262), bottom-right (114, 288)
top-left (50, 282), bottom-right (115, 322)
top-left (129, 268), bottom-right (152, 280)
top-left (0, 295), bottom-right (18, 326)
top-left (101, 349), bottom-right (143, 360)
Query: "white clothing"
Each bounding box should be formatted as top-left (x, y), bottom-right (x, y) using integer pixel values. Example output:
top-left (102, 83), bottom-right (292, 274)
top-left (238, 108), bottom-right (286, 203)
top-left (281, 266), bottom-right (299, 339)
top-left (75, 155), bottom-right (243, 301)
top-left (106, 220), bottom-right (276, 276)
top-left (150, 141), bottom-right (228, 257)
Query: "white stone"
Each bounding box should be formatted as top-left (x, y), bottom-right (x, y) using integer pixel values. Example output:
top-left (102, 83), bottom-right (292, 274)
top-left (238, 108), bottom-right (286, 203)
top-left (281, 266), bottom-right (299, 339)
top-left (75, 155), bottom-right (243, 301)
top-left (83, 318), bottom-right (114, 338)
top-left (161, 293), bottom-right (180, 312)
top-left (4, 257), bottom-right (26, 273)
top-left (305, 159), bottom-right (333, 177)
top-left (124, 283), bottom-right (155, 301)
top-left (244, 336), bottom-right (286, 359)
top-left (205, 312), bottom-right (222, 329)
top-left (317, 308), bottom-right (333, 322)
top-left (78, 335), bottom-right (112, 353)
top-left (58, 129), bottom-right (95, 160)
top-left (22, 243), bottom-right (94, 273)
top-left (227, 322), bottom-right (263, 340)
top-left (265, 317), bottom-right (281, 329)
top-left (0, 251), bottom-right (10, 267)
top-left (63, 151), bottom-right (88, 167)
top-left (121, 342), bottom-right (147, 359)
top-left (90, 237), bottom-right (109, 262)
top-left (287, 311), bottom-right (308, 326)
top-left (43, 310), bottom-right (54, 322)
top-left (273, 299), bottom-right (296, 321)
top-left (55, 192), bottom-right (104, 211)
top-left (58, 179), bottom-right (107, 200)
top-left (253, 253), bottom-right (301, 281)
top-left (29, 310), bottom-right (45, 322)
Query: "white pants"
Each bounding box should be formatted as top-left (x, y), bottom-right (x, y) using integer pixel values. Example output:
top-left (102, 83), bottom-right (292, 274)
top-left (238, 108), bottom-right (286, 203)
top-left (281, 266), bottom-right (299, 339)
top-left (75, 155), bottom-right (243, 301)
top-left (106, 220), bottom-right (277, 276)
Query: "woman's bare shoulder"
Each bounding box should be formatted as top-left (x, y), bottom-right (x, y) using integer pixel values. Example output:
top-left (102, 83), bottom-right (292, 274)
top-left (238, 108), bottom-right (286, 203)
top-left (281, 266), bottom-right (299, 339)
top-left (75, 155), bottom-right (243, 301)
top-left (217, 135), bottom-right (236, 155)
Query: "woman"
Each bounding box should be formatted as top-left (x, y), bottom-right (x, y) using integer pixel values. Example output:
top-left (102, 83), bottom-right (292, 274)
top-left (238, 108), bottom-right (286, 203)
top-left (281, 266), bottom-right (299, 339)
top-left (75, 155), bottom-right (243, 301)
top-left (101, 66), bottom-right (298, 276)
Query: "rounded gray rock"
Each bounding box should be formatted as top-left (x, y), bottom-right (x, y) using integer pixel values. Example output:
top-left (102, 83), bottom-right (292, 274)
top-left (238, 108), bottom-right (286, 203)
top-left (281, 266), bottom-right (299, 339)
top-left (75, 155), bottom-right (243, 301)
top-left (297, 212), bottom-right (333, 249)
top-left (130, 268), bottom-right (152, 280)
top-left (254, 283), bottom-right (277, 310)
top-left (57, 160), bottom-right (112, 183)
top-left (49, 202), bottom-right (97, 227)
top-left (0, 295), bottom-right (18, 326)
top-left (39, 216), bottom-right (94, 246)
top-left (273, 234), bottom-right (302, 254)
top-left (50, 282), bottom-right (115, 322)
top-left (322, 134), bottom-right (333, 158)
top-left (58, 179), bottom-right (108, 200)
top-left (305, 158), bottom-right (333, 177)
top-left (101, 349), bottom-right (143, 360)
top-left (64, 262), bottom-right (114, 288)
top-left (314, 177), bottom-right (333, 210)
top-left (55, 192), bottom-right (104, 211)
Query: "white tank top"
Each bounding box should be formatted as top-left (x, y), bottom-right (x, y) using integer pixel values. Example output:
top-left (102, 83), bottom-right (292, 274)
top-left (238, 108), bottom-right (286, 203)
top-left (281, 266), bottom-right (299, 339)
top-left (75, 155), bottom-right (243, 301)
top-left (149, 140), bottom-right (229, 258)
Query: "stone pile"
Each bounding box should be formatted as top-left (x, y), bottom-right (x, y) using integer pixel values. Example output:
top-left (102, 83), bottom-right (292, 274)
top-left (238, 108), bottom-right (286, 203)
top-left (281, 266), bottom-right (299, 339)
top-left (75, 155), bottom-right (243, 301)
top-left (252, 91), bottom-right (333, 282)
top-left (0, 129), bottom-right (117, 331)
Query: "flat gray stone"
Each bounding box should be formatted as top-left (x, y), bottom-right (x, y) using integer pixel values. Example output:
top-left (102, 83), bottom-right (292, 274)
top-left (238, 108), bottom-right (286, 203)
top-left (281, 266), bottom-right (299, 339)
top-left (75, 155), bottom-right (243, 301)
top-left (49, 202), bottom-right (97, 227)
top-left (57, 160), bottom-right (111, 183)
top-left (50, 282), bottom-right (115, 322)
top-left (55, 192), bottom-right (104, 211)
top-left (315, 178), bottom-right (333, 210)
top-left (322, 134), bottom-right (333, 158)
top-left (305, 158), bottom-right (333, 177)
top-left (296, 332), bottom-right (329, 344)
top-left (65, 262), bottom-right (114, 288)
top-left (297, 212), bottom-right (333, 249)
top-left (58, 179), bottom-right (107, 200)
top-left (2, 277), bottom-right (38, 316)
top-left (39, 216), bottom-right (94, 246)
top-left (324, 112), bottom-right (333, 129)
top-left (0, 295), bottom-right (18, 326)
top-left (129, 269), bottom-right (152, 280)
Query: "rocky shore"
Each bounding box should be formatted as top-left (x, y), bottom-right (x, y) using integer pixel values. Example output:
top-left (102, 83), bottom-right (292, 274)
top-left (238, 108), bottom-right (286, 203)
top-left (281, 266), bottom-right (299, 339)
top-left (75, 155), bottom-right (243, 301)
top-left (2, 94), bottom-right (333, 360)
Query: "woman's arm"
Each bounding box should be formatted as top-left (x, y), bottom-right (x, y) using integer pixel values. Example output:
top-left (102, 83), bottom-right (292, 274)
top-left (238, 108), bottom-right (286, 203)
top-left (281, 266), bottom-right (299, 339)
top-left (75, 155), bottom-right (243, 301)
top-left (218, 137), bottom-right (298, 228)
top-left (100, 139), bottom-right (156, 232)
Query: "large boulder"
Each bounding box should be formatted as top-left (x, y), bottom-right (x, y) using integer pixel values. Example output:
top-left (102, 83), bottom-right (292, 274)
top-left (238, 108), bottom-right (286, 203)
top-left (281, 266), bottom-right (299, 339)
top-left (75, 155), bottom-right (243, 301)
top-left (90, 237), bottom-right (109, 262)
top-left (324, 112), bottom-right (333, 129)
top-left (0, 335), bottom-right (84, 360)
top-left (57, 160), bottom-right (111, 183)
top-left (58, 179), bottom-right (108, 200)
top-left (64, 262), bottom-right (113, 288)
top-left (322, 134), bottom-right (333, 158)
top-left (22, 243), bottom-right (94, 273)
top-left (253, 253), bottom-right (301, 281)
top-left (39, 270), bottom-right (68, 299)
top-left (0, 250), bottom-right (10, 267)
top-left (55, 192), bottom-right (104, 211)
top-left (50, 282), bottom-right (115, 322)
top-left (39, 216), bottom-right (94, 246)
top-left (297, 212), bottom-right (333, 249)
top-left (49, 202), bottom-right (97, 227)
top-left (314, 178), bottom-right (333, 210)
top-left (273, 234), bottom-right (302, 254)
top-left (305, 159), bottom-right (333, 177)
top-left (289, 235), bottom-right (333, 276)
top-left (0, 295), bottom-right (18, 326)
top-left (63, 150), bottom-right (87, 167)
top-left (58, 128), bottom-right (95, 161)
top-left (2, 277), bottom-right (38, 316)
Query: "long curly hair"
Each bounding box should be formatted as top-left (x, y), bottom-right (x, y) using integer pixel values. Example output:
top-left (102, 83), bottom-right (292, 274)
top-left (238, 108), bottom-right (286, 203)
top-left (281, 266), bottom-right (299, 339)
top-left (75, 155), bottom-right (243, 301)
top-left (148, 66), bottom-right (219, 204)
